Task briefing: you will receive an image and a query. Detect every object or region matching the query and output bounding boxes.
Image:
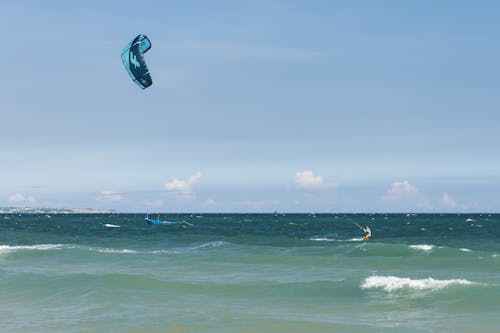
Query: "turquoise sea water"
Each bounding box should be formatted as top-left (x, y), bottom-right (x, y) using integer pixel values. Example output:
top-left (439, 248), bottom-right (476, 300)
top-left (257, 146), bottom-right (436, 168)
top-left (1, 214), bottom-right (499, 333)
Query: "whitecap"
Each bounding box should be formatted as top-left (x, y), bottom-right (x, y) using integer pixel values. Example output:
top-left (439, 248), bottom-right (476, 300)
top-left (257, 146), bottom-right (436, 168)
top-left (361, 276), bottom-right (473, 292)
top-left (466, 218), bottom-right (476, 222)
top-left (191, 241), bottom-right (229, 250)
top-left (90, 247), bottom-right (177, 254)
top-left (410, 244), bottom-right (434, 251)
top-left (96, 248), bottom-right (139, 254)
top-left (460, 248), bottom-right (472, 252)
top-left (104, 224), bottom-right (120, 228)
top-left (0, 244), bottom-right (65, 252)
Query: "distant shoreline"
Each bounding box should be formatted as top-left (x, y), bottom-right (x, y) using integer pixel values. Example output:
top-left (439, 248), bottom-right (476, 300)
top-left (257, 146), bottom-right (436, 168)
top-left (0, 207), bottom-right (114, 214)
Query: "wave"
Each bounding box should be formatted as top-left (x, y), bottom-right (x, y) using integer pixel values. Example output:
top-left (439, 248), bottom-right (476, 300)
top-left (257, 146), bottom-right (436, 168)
top-left (409, 244), bottom-right (434, 251)
top-left (0, 244), bottom-right (175, 255)
top-left (191, 241), bottom-right (229, 250)
top-left (87, 241), bottom-right (231, 254)
top-left (95, 248), bottom-right (142, 254)
top-left (103, 224), bottom-right (120, 228)
top-left (92, 248), bottom-right (176, 254)
top-left (0, 244), bottom-right (65, 252)
top-left (361, 275), bottom-right (474, 292)
top-left (0, 242), bottom-right (230, 256)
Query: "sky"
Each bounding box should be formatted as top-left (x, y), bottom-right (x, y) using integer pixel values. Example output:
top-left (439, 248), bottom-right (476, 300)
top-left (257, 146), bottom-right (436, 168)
top-left (1, 0), bottom-right (500, 213)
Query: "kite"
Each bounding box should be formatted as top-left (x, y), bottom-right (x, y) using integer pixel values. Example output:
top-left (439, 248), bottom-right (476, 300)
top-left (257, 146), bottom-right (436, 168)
top-left (121, 34), bottom-right (153, 89)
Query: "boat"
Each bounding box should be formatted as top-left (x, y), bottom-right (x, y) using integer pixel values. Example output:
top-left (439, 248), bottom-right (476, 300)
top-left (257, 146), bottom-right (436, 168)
top-left (144, 214), bottom-right (192, 226)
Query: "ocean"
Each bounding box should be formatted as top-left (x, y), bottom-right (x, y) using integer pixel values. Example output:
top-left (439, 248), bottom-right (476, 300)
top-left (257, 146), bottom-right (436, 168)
top-left (1, 213), bottom-right (499, 333)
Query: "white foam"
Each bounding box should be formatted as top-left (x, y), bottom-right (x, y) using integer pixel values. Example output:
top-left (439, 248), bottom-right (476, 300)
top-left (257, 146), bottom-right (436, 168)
top-left (104, 224), bottom-right (120, 228)
top-left (96, 248), bottom-right (139, 254)
top-left (361, 276), bottom-right (473, 292)
top-left (410, 244), bottom-right (434, 251)
top-left (0, 244), bottom-right (64, 252)
top-left (97, 248), bottom-right (135, 253)
top-left (191, 241), bottom-right (229, 249)
top-left (91, 247), bottom-right (175, 254)
top-left (309, 237), bottom-right (335, 242)
top-left (460, 248), bottom-right (472, 252)
top-left (466, 218), bottom-right (476, 222)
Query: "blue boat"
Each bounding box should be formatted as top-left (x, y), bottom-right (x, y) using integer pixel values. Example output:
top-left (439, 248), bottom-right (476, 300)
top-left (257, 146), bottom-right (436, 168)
top-left (144, 215), bottom-right (192, 226)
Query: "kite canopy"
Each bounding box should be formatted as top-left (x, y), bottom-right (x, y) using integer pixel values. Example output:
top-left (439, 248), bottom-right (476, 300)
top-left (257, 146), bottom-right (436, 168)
top-left (121, 34), bottom-right (152, 89)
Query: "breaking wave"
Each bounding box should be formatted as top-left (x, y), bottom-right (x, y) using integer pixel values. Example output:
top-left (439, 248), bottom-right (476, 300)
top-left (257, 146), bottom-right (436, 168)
top-left (409, 244), bottom-right (434, 251)
top-left (0, 244), bottom-right (65, 252)
top-left (361, 275), bottom-right (474, 292)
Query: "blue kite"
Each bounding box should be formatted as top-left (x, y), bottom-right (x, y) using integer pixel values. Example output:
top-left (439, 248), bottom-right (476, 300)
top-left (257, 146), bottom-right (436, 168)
top-left (121, 34), bottom-right (153, 89)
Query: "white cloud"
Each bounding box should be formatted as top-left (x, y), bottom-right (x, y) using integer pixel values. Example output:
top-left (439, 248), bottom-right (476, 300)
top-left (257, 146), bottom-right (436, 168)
top-left (441, 193), bottom-right (457, 208)
top-left (165, 172), bottom-right (202, 194)
top-left (386, 180), bottom-right (419, 198)
top-left (96, 190), bottom-right (125, 202)
top-left (441, 193), bottom-right (466, 210)
top-left (382, 181), bottom-right (433, 212)
top-left (7, 193), bottom-right (36, 204)
top-left (295, 170), bottom-right (334, 190)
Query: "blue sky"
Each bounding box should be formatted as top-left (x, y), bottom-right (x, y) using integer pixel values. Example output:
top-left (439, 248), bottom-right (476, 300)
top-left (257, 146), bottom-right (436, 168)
top-left (1, 1), bottom-right (499, 212)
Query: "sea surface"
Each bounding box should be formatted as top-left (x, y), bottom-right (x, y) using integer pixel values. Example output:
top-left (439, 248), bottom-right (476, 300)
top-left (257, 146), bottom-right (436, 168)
top-left (1, 213), bottom-right (499, 333)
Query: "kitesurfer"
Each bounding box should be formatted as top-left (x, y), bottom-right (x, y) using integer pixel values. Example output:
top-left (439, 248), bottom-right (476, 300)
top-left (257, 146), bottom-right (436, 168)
top-left (362, 226), bottom-right (371, 241)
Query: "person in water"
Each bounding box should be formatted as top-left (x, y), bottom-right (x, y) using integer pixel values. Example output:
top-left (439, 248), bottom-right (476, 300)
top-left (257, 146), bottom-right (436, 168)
top-left (362, 226), bottom-right (371, 240)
